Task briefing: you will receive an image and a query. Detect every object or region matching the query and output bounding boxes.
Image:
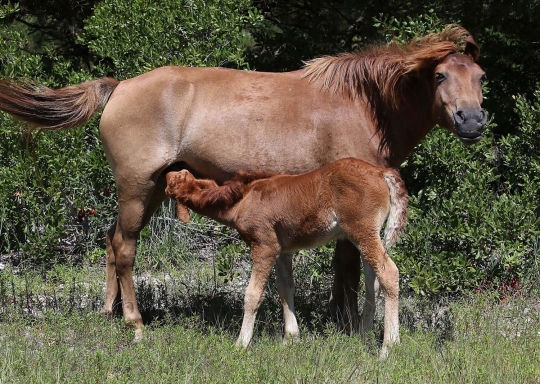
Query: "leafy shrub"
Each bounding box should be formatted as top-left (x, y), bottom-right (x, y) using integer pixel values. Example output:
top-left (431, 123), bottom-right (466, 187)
top-left (395, 97), bottom-right (540, 294)
top-left (82, 0), bottom-right (263, 78)
top-left (0, 1), bottom-right (262, 263)
top-left (368, 14), bottom-right (540, 295)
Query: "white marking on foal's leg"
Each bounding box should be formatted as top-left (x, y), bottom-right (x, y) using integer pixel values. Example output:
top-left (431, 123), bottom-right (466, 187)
top-left (236, 280), bottom-right (265, 348)
top-left (276, 253), bottom-right (300, 342)
top-left (236, 312), bottom-right (256, 348)
top-left (379, 257), bottom-right (400, 360)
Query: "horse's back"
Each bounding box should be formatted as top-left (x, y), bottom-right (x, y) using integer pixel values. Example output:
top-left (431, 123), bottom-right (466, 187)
top-left (99, 65), bottom-right (377, 182)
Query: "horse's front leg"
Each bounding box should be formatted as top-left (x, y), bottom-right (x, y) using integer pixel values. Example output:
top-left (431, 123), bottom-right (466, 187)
top-left (275, 252), bottom-right (300, 342)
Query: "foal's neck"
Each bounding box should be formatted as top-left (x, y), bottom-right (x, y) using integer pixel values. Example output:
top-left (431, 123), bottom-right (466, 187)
top-left (186, 182), bottom-right (249, 229)
top-left (190, 202), bottom-right (240, 229)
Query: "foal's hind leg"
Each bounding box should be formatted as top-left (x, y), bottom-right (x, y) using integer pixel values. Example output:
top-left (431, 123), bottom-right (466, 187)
top-left (350, 234), bottom-right (399, 358)
top-left (237, 244), bottom-right (279, 348)
top-left (359, 260), bottom-right (381, 335)
top-left (103, 177), bottom-right (167, 340)
top-left (275, 253), bottom-right (300, 342)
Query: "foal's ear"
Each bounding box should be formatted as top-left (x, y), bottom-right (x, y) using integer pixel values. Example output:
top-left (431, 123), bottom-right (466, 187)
top-left (176, 203), bottom-right (191, 223)
top-left (464, 35), bottom-right (480, 61)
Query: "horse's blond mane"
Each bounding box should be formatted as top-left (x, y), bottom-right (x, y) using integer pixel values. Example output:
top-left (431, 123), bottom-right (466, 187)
top-left (303, 25), bottom-right (478, 106)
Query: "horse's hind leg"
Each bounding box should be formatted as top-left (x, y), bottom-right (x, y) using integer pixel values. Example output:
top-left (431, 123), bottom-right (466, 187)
top-left (237, 244), bottom-right (278, 348)
top-left (275, 252), bottom-right (299, 342)
top-left (103, 223), bottom-right (121, 316)
top-left (103, 176), bottom-right (167, 340)
top-left (329, 239), bottom-right (361, 333)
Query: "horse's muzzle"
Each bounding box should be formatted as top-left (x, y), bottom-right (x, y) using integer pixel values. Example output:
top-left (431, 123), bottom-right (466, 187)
top-left (454, 108), bottom-right (487, 144)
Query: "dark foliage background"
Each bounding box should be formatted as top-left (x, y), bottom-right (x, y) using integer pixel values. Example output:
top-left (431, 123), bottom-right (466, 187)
top-left (0, 0), bottom-right (538, 295)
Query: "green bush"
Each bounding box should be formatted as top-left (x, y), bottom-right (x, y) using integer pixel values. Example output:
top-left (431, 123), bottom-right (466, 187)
top-left (82, 0), bottom-right (263, 78)
top-left (0, 1), bottom-right (262, 263)
top-left (354, 12), bottom-right (540, 295)
top-left (395, 94), bottom-right (540, 295)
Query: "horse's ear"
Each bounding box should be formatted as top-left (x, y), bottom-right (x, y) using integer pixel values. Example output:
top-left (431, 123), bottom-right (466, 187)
top-left (176, 203), bottom-right (191, 223)
top-left (464, 35), bottom-right (480, 61)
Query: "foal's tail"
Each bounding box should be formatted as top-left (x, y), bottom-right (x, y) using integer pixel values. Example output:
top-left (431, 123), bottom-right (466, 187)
top-left (382, 169), bottom-right (409, 249)
top-left (0, 77), bottom-right (119, 131)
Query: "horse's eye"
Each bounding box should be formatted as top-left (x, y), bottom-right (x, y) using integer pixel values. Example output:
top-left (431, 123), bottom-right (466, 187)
top-left (480, 74), bottom-right (487, 83)
top-left (435, 72), bottom-right (446, 83)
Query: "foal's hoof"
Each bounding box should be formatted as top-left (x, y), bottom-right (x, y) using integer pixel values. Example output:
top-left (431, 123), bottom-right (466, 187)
top-left (235, 338), bottom-right (250, 349)
top-left (379, 343), bottom-right (398, 361)
top-left (379, 346), bottom-right (389, 361)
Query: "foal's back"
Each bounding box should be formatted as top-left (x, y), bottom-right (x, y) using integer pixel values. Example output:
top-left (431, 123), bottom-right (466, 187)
top-left (232, 158), bottom-right (394, 251)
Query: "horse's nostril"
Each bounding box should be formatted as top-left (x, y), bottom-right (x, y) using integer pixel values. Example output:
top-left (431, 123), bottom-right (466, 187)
top-left (455, 110), bottom-right (465, 124)
top-left (455, 109), bottom-right (487, 126)
top-left (480, 109), bottom-right (487, 123)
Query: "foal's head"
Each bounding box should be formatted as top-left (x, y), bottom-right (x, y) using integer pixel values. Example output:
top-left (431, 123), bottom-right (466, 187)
top-left (165, 170), bottom-right (216, 222)
top-left (165, 169), bottom-right (264, 223)
top-left (432, 39), bottom-right (487, 144)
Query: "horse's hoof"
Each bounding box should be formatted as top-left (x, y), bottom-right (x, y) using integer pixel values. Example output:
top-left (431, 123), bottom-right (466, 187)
top-left (101, 308), bottom-right (113, 318)
top-left (133, 328), bottom-right (143, 343)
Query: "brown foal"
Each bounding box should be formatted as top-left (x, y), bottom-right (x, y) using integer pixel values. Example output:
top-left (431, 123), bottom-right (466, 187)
top-left (165, 158), bottom-right (409, 357)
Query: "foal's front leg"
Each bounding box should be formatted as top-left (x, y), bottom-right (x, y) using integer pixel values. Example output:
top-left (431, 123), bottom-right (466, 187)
top-left (275, 253), bottom-right (300, 342)
top-left (236, 244), bottom-right (279, 348)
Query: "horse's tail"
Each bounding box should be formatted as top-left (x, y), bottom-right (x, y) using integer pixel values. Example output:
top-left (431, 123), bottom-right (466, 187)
top-left (382, 169), bottom-right (409, 250)
top-left (0, 77), bottom-right (119, 131)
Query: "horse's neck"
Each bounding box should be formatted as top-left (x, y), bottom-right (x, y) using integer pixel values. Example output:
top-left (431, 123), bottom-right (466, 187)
top-left (379, 83), bottom-right (436, 167)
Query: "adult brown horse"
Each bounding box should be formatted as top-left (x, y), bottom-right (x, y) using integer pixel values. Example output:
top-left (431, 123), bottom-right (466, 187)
top-left (0, 25), bottom-right (486, 340)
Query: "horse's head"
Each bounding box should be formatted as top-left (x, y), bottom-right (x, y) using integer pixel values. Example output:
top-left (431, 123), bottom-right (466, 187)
top-left (433, 47), bottom-right (487, 144)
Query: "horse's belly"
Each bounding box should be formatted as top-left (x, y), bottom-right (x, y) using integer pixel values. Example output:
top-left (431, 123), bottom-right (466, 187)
top-left (180, 116), bottom-right (374, 182)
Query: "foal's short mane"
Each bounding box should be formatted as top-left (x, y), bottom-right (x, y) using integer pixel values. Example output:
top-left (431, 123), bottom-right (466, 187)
top-left (196, 170), bottom-right (276, 208)
top-left (303, 24), bottom-right (478, 106)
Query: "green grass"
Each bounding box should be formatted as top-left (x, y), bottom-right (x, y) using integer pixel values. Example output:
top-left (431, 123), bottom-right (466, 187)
top-left (0, 262), bottom-right (539, 383)
top-left (0, 300), bottom-right (538, 383)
